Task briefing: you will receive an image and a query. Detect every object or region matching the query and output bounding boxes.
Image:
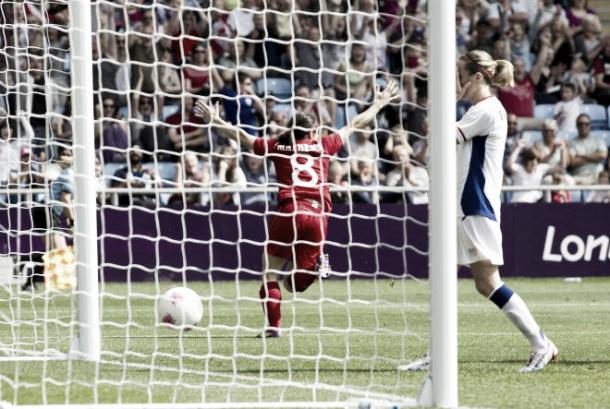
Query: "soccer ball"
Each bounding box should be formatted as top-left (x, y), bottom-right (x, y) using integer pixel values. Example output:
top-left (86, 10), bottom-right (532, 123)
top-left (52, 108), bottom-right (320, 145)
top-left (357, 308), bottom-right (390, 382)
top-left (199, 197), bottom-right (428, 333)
top-left (157, 287), bottom-right (203, 328)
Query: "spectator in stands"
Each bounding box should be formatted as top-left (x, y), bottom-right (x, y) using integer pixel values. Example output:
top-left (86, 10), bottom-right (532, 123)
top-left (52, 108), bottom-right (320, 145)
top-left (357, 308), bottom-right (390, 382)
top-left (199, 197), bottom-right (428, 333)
top-left (565, 0), bottom-right (597, 32)
top-left (183, 43), bottom-right (212, 96)
top-left (293, 20), bottom-right (324, 89)
top-left (351, 160), bottom-right (378, 204)
top-left (359, 11), bottom-right (401, 71)
top-left (349, 0), bottom-right (376, 39)
top-left (385, 145), bottom-right (429, 205)
top-left (0, 120), bottom-right (21, 198)
top-left (247, 11), bottom-right (286, 73)
top-left (586, 171), bottom-right (610, 202)
top-left (104, 33), bottom-right (131, 107)
top-left (485, 0), bottom-right (527, 34)
top-left (99, 96), bottom-right (129, 164)
top-left (529, 35), bottom-right (558, 104)
top-left (328, 159), bottom-right (349, 204)
top-left (503, 113), bottom-right (521, 168)
top-left (456, 6), bottom-right (471, 55)
top-left (129, 25), bottom-right (156, 95)
top-left (211, 146), bottom-right (247, 207)
top-left (568, 113), bottom-right (608, 184)
top-left (130, 79), bottom-right (172, 159)
top-left (217, 38), bottom-right (262, 82)
top-left (508, 21), bottom-right (531, 71)
top-left (158, 48), bottom-right (182, 98)
top-left (211, 70), bottom-right (264, 136)
top-left (131, 67), bottom-right (157, 139)
top-left (467, 13), bottom-right (496, 54)
top-left (535, 119), bottom-right (567, 168)
top-left (573, 14), bottom-right (603, 64)
top-left (227, 0), bottom-right (256, 37)
top-left (165, 9), bottom-right (208, 63)
top-left (592, 36), bottom-right (610, 106)
top-left (498, 55), bottom-right (549, 127)
top-left (348, 126), bottom-right (378, 176)
top-left (27, 54), bottom-right (64, 157)
top-left (410, 118), bottom-right (429, 167)
top-left (547, 16), bottom-right (575, 68)
top-left (5, 147), bottom-right (45, 205)
top-left (506, 139), bottom-right (568, 203)
top-left (48, 147), bottom-right (74, 249)
top-left (457, 0), bottom-right (483, 35)
top-left (168, 151), bottom-right (210, 207)
top-left (497, 58), bottom-right (535, 121)
top-left (111, 145), bottom-right (159, 208)
top-left (404, 75), bottom-right (428, 137)
top-left (294, 84), bottom-right (332, 127)
top-left (165, 95), bottom-right (208, 152)
top-left (563, 56), bottom-right (596, 97)
top-left (382, 125), bottom-right (409, 163)
top-left (554, 82), bottom-right (582, 135)
top-left (531, 0), bottom-right (568, 36)
top-left (241, 155), bottom-right (269, 206)
top-left (334, 43), bottom-right (375, 107)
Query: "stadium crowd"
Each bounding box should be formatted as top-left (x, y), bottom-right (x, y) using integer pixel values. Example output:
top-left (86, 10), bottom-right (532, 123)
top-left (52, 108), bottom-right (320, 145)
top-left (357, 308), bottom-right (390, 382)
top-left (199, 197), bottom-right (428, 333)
top-left (1, 0), bottom-right (610, 208)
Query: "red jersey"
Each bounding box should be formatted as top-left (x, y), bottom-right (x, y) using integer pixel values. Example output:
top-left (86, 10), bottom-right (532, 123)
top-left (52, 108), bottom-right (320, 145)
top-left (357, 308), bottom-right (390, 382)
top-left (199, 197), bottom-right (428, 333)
top-left (497, 75), bottom-right (535, 118)
top-left (252, 133), bottom-right (343, 210)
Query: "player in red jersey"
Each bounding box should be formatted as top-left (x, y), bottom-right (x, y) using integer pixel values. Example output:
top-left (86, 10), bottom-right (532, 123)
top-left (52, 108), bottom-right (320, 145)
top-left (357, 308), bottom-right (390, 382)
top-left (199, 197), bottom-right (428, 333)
top-left (194, 81), bottom-right (399, 337)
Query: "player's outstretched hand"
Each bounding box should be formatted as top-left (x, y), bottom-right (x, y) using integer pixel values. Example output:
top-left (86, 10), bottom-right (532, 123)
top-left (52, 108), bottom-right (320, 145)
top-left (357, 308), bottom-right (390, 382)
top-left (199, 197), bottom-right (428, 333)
top-left (374, 80), bottom-right (401, 108)
top-left (194, 100), bottom-right (220, 124)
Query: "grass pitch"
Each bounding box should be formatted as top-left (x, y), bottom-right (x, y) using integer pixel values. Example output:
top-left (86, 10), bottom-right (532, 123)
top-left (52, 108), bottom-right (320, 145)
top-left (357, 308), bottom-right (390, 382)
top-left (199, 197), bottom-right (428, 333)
top-left (0, 277), bottom-right (609, 408)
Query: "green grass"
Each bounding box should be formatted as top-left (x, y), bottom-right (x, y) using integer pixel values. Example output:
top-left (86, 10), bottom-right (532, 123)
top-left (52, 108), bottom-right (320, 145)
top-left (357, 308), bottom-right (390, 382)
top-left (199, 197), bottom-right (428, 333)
top-left (1, 277), bottom-right (609, 408)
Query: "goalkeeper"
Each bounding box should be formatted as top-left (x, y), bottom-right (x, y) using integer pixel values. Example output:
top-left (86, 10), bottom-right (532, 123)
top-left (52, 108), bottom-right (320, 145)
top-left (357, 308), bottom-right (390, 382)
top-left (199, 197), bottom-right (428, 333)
top-left (194, 81), bottom-right (400, 337)
top-left (23, 147), bottom-right (75, 291)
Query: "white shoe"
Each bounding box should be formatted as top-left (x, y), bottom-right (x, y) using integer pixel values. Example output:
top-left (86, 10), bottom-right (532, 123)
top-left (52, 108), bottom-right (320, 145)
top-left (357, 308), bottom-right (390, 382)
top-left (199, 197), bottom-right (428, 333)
top-left (398, 354), bottom-right (430, 371)
top-left (519, 339), bottom-right (558, 373)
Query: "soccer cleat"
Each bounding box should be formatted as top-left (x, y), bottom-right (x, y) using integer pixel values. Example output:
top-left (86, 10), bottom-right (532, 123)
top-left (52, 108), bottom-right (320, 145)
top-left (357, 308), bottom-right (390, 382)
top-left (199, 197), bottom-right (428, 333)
top-left (519, 339), bottom-right (558, 373)
top-left (316, 253), bottom-right (331, 278)
top-left (397, 354), bottom-right (430, 371)
top-left (257, 329), bottom-right (283, 338)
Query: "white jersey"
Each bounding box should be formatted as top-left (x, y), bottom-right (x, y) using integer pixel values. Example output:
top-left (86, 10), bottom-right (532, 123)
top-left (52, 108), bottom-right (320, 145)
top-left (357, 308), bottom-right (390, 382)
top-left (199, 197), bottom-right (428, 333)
top-left (456, 96), bottom-right (507, 222)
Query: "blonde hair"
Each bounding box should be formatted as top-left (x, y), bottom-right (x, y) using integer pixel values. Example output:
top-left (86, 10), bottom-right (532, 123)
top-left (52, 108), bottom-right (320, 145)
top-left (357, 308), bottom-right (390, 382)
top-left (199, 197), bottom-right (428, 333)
top-left (542, 118), bottom-right (559, 132)
top-left (462, 50), bottom-right (515, 88)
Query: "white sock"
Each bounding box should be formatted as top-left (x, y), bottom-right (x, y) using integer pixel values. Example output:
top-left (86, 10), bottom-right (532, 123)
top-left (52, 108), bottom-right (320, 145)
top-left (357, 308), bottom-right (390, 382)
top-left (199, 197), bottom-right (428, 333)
top-left (489, 284), bottom-right (547, 352)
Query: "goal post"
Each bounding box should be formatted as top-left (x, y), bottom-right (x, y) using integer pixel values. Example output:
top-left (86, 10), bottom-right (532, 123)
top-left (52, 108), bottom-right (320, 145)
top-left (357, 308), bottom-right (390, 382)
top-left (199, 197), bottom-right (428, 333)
top-left (68, 0), bottom-right (100, 361)
top-left (423, 0), bottom-right (458, 407)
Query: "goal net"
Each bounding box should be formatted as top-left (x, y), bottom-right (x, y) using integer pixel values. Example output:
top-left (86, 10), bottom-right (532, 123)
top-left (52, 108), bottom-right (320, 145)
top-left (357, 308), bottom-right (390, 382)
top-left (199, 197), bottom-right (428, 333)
top-left (0, 0), bottom-right (437, 407)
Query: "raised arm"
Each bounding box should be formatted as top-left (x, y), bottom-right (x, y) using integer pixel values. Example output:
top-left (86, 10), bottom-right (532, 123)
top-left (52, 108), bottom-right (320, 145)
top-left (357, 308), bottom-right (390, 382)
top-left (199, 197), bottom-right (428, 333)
top-left (194, 100), bottom-right (256, 150)
top-left (336, 80), bottom-right (400, 144)
top-left (505, 138), bottom-right (526, 174)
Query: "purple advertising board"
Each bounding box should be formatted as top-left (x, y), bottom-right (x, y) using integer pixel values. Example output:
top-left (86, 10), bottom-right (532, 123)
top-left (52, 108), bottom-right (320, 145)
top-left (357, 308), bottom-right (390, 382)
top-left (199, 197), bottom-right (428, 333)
top-left (0, 203), bottom-right (608, 280)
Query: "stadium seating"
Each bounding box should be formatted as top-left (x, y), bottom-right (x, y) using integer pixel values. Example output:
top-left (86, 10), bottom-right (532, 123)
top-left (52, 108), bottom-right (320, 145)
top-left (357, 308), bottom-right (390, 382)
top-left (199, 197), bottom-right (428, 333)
top-left (521, 130), bottom-right (542, 146)
top-left (534, 104), bottom-right (555, 120)
top-left (271, 103), bottom-right (293, 118)
top-left (256, 77), bottom-right (293, 100)
top-left (580, 104), bottom-right (607, 130)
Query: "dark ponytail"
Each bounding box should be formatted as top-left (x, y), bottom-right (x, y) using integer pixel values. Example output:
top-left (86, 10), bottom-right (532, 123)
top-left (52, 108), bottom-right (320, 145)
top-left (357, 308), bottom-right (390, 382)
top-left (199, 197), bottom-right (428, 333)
top-left (278, 111), bottom-right (318, 146)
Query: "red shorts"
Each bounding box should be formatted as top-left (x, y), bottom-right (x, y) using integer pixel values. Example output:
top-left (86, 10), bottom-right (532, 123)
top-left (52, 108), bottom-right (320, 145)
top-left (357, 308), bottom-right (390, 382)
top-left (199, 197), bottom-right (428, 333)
top-left (266, 199), bottom-right (328, 272)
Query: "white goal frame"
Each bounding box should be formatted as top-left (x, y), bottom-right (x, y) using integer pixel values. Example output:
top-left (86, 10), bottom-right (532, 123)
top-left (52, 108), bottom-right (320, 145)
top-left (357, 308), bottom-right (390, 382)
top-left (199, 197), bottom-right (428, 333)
top-left (421, 0), bottom-right (458, 408)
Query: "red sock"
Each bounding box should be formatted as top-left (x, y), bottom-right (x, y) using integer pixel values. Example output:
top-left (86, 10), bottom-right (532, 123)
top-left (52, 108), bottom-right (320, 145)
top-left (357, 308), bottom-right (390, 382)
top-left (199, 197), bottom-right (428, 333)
top-left (259, 282), bottom-right (282, 329)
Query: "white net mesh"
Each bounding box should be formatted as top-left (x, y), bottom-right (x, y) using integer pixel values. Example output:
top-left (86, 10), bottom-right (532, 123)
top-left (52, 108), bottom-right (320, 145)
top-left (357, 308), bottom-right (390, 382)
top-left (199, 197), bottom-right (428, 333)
top-left (0, 0), bottom-right (430, 407)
